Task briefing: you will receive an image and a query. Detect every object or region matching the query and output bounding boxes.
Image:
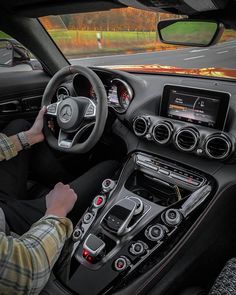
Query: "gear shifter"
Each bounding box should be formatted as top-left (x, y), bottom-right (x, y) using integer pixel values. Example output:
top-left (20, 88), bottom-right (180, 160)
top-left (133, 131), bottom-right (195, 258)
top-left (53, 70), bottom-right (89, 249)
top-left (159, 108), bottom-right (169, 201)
top-left (164, 184), bottom-right (212, 226)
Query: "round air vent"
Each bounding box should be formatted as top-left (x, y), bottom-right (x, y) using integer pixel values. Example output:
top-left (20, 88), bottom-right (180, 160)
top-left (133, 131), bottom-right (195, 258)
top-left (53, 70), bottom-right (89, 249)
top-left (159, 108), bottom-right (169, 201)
top-left (153, 121), bottom-right (173, 144)
top-left (133, 117), bottom-right (149, 136)
top-left (205, 134), bottom-right (231, 160)
top-left (175, 128), bottom-right (199, 152)
top-left (56, 87), bottom-right (70, 100)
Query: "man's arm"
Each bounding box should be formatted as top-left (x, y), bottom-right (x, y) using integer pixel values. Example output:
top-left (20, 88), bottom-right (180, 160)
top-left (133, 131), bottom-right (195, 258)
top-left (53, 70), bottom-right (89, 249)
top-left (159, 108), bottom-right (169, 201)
top-left (0, 182), bottom-right (77, 295)
top-left (0, 106), bottom-right (46, 161)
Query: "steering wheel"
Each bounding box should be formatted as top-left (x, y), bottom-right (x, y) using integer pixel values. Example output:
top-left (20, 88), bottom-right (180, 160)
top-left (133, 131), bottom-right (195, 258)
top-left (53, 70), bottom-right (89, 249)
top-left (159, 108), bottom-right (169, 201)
top-left (41, 65), bottom-right (108, 153)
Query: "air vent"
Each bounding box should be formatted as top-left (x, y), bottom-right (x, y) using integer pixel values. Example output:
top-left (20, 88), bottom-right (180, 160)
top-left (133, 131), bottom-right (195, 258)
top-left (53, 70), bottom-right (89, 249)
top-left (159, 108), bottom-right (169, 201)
top-left (153, 121), bottom-right (172, 144)
top-left (205, 135), bottom-right (231, 160)
top-left (56, 87), bottom-right (70, 100)
top-left (175, 128), bottom-right (198, 152)
top-left (133, 117), bottom-right (149, 136)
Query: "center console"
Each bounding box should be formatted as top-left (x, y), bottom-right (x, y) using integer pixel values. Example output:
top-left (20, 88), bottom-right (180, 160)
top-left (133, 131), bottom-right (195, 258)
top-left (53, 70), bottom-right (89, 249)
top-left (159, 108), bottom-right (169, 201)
top-left (55, 152), bottom-right (214, 295)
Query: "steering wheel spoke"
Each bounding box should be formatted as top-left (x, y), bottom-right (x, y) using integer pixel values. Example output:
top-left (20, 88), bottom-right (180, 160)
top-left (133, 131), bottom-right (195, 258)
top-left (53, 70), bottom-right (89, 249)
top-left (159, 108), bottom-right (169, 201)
top-left (58, 122), bottom-right (95, 149)
top-left (46, 101), bottom-right (61, 117)
top-left (84, 99), bottom-right (96, 119)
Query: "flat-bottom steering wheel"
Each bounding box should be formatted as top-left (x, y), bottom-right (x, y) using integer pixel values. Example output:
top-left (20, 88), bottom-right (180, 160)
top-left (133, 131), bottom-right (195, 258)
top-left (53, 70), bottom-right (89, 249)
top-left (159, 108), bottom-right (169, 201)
top-left (42, 65), bottom-right (108, 153)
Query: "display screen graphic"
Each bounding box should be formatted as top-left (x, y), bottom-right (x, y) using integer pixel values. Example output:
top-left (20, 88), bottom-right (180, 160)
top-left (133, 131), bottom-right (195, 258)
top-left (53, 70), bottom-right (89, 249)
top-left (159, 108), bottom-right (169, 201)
top-left (160, 86), bottom-right (230, 130)
top-left (167, 90), bottom-right (220, 127)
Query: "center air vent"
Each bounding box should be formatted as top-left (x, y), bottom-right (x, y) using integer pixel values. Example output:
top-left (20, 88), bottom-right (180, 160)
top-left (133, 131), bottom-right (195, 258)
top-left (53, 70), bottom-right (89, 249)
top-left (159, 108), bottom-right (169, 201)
top-left (133, 117), bottom-right (149, 136)
top-left (153, 121), bottom-right (173, 144)
top-left (56, 87), bottom-right (70, 100)
top-left (175, 128), bottom-right (198, 152)
top-left (205, 135), bottom-right (231, 160)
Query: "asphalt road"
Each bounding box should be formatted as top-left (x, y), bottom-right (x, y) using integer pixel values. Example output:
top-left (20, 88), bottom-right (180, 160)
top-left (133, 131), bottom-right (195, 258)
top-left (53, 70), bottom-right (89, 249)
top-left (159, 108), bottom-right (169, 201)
top-left (1, 39), bottom-right (236, 72)
top-left (70, 39), bottom-right (236, 69)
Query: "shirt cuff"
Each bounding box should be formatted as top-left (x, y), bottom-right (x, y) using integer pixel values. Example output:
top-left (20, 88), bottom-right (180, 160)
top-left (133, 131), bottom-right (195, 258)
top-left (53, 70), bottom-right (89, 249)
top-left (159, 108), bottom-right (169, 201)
top-left (0, 133), bottom-right (17, 160)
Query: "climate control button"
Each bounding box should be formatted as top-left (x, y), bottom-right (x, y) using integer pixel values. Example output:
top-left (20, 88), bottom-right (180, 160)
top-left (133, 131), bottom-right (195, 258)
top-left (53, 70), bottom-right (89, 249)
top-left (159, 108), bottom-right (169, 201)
top-left (145, 224), bottom-right (166, 242)
top-left (129, 241), bottom-right (148, 256)
top-left (114, 256), bottom-right (131, 272)
top-left (83, 212), bottom-right (94, 224)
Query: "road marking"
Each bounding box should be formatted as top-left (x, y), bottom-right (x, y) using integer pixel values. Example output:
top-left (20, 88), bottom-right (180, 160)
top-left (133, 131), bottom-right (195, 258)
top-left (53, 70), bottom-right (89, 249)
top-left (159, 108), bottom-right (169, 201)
top-left (70, 47), bottom-right (194, 62)
top-left (189, 49), bottom-right (208, 53)
top-left (217, 50), bottom-right (228, 54)
top-left (4, 60), bottom-right (11, 64)
top-left (184, 55), bottom-right (205, 61)
top-left (3, 53), bottom-right (9, 57)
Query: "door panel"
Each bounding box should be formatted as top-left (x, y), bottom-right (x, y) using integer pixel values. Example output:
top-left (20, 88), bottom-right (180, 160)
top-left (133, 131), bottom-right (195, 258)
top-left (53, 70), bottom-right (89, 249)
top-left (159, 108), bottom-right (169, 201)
top-left (0, 70), bottom-right (50, 128)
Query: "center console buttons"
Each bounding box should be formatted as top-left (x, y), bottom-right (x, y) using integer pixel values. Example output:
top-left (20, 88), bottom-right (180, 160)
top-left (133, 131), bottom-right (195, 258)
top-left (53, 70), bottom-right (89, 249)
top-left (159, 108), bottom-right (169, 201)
top-left (83, 212), bottom-right (94, 224)
top-left (114, 256), bottom-right (131, 272)
top-left (73, 228), bottom-right (83, 241)
top-left (102, 179), bottom-right (116, 193)
top-left (129, 241), bottom-right (148, 256)
top-left (93, 195), bottom-right (106, 208)
top-left (145, 224), bottom-right (166, 242)
top-left (163, 208), bottom-right (182, 226)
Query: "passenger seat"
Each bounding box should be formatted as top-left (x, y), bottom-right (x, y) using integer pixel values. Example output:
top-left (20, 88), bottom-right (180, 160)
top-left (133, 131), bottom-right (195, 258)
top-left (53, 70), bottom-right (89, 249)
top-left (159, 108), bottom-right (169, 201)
top-left (180, 258), bottom-right (236, 295)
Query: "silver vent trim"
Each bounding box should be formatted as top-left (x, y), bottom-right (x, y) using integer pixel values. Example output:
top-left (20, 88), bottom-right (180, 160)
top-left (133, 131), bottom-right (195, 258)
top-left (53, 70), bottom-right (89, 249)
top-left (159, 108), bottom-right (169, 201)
top-left (133, 117), bottom-right (149, 136)
top-left (56, 87), bottom-right (70, 100)
top-left (152, 121), bottom-right (172, 144)
top-left (175, 128), bottom-right (198, 152)
top-left (205, 135), bottom-right (231, 160)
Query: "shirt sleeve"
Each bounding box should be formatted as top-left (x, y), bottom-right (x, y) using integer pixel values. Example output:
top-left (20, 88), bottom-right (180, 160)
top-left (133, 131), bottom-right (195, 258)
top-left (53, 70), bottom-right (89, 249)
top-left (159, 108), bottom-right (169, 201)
top-left (0, 215), bottom-right (73, 295)
top-left (0, 133), bottom-right (17, 161)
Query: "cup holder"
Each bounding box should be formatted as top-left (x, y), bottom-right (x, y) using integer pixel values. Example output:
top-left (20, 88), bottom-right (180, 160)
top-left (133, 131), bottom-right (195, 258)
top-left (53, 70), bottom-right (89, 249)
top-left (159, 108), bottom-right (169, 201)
top-left (125, 171), bottom-right (191, 207)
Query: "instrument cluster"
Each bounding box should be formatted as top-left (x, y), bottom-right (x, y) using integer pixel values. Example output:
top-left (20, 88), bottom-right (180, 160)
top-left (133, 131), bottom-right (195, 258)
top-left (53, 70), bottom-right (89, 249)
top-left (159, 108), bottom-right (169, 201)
top-left (73, 74), bottom-right (134, 113)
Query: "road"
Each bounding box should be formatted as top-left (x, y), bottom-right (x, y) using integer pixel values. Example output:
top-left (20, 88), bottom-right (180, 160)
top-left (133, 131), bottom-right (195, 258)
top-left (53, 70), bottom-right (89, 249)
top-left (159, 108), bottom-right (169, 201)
top-left (70, 39), bottom-right (236, 69)
top-left (1, 39), bottom-right (236, 72)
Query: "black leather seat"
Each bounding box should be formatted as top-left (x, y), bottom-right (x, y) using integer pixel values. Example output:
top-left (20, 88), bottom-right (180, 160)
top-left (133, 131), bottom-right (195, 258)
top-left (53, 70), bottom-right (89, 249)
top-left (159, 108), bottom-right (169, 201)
top-left (180, 258), bottom-right (236, 295)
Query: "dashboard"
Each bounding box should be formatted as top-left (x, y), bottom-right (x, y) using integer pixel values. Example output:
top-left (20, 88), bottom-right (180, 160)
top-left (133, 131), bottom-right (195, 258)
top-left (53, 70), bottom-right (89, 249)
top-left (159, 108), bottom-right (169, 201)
top-left (56, 67), bottom-right (236, 164)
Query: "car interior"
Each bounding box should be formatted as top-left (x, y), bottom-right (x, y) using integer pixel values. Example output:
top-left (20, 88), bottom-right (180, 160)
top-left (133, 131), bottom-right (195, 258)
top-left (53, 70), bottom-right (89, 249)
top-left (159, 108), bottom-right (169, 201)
top-left (1, 0), bottom-right (236, 294)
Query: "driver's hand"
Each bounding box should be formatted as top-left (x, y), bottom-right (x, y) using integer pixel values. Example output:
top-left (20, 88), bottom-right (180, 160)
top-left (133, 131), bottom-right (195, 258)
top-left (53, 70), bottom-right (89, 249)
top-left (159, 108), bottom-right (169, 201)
top-left (45, 182), bottom-right (77, 218)
top-left (25, 106), bottom-right (46, 146)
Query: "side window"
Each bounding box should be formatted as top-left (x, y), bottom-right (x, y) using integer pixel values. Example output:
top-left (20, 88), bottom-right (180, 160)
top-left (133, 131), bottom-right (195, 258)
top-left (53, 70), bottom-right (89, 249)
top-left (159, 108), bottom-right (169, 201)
top-left (0, 31), bottom-right (41, 72)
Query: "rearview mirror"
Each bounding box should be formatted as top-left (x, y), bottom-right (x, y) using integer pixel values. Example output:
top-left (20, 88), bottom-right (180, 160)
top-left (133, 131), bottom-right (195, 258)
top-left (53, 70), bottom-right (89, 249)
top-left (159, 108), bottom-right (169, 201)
top-left (157, 19), bottom-right (224, 47)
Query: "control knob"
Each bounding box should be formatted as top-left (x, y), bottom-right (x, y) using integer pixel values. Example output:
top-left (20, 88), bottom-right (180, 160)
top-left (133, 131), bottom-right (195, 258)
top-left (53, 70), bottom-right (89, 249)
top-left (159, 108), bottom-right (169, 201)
top-left (102, 179), bottom-right (116, 193)
top-left (163, 208), bottom-right (183, 226)
top-left (145, 224), bottom-right (166, 242)
top-left (114, 256), bottom-right (131, 272)
top-left (129, 241), bottom-right (148, 256)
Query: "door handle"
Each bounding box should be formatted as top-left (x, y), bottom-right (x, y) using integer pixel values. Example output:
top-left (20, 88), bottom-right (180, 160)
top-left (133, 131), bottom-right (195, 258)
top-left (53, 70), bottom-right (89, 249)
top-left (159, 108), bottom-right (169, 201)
top-left (0, 100), bottom-right (20, 113)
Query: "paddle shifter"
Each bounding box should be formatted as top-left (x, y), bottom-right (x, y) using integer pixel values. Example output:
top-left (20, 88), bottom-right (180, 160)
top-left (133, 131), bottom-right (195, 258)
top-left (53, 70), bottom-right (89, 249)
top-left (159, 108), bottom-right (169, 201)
top-left (102, 198), bottom-right (141, 235)
top-left (163, 184), bottom-right (212, 226)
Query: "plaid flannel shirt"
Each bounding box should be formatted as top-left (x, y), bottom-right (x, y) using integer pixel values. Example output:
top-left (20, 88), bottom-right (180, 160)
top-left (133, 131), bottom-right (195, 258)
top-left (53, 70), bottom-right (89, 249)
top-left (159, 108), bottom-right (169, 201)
top-left (0, 133), bottom-right (74, 294)
top-left (0, 215), bottom-right (73, 295)
top-left (0, 133), bottom-right (17, 161)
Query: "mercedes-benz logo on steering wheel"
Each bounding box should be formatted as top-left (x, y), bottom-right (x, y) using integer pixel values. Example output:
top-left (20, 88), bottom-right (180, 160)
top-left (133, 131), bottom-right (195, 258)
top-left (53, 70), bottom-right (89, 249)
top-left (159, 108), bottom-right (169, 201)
top-left (60, 105), bottom-right (72, 122)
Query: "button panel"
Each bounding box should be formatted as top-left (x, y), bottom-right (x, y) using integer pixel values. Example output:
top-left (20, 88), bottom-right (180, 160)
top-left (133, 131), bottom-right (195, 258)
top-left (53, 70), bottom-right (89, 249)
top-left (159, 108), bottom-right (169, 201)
top-left (136, 154), bottom-right (205, 188)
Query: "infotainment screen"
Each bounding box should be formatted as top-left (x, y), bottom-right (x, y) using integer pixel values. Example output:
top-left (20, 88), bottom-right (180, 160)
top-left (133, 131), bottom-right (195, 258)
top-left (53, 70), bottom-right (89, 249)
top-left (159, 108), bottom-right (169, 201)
top-left (160, 85), bottom-right (230, 130)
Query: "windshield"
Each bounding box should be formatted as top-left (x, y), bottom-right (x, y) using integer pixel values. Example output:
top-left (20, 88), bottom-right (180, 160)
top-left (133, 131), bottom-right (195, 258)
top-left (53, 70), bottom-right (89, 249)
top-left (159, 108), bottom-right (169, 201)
top-left (39, 7), bottom-right (236, 80)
